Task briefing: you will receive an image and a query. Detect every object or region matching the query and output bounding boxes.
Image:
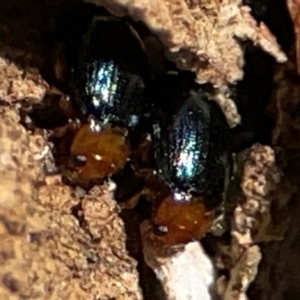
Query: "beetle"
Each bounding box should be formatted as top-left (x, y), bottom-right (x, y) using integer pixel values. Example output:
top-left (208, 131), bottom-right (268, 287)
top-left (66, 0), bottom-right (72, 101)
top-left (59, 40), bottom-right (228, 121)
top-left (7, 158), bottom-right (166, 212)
top-left (149, 87), bottom-right (231, 245)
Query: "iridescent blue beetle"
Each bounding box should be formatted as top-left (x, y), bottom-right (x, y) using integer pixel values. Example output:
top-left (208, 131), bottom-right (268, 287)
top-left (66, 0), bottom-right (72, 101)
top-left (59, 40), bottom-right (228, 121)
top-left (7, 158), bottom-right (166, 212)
top-left (150, 89), bottom-right (231, 244)
top-left (148, 72), bottom-right (230, 205)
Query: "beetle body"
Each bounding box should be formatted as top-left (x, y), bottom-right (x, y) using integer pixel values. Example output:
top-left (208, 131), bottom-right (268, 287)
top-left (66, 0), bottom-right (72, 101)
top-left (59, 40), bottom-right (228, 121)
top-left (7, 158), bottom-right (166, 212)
top-left (68, 14), bottom-right (152, 128)
top-left (153, 91), bottom-right (229, 205)
top-left (151, 91), bottom-right (231, 244)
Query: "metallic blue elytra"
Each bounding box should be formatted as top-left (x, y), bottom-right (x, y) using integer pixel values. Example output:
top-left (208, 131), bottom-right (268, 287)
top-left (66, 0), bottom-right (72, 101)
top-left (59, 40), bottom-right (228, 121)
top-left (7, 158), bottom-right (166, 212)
top-left (57, 5), bottom-right (152, 127)
top-left (82, 57), bottom-right (146, 128)
top-left (85, 59), bottom-right (119, 110)
top-left (153, 91), bottom-right (230, 206)
top-left (169, 95), bottom-right (210, 192)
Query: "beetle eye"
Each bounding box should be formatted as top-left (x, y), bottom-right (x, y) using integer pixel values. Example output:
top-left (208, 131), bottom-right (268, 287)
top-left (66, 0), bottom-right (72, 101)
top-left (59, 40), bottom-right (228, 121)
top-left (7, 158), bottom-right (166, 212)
top-left (152, 224), bottom-right (168, 236)
top-left (72, 155), bottom-right (87, 167)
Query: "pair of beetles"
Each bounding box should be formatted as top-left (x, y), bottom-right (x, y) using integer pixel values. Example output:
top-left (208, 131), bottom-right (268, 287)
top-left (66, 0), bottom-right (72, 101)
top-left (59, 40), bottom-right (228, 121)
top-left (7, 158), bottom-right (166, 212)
top-left (39, 3), bottom-right (232, 246)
